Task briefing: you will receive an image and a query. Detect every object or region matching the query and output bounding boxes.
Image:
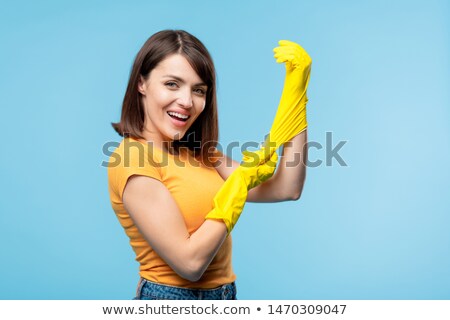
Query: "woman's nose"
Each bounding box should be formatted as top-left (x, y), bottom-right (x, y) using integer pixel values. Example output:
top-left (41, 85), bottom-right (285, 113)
top-left (176, 89), bottom-right (193, 108)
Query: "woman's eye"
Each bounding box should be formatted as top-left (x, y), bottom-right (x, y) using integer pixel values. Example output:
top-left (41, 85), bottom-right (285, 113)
top-left (194, 88), bottom-right (206, 95)
top-left (166, 82), bottom-right (178, 88)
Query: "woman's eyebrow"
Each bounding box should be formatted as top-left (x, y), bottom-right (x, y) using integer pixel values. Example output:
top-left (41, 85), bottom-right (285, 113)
top-left (162, 74), bottom-right (207, 86)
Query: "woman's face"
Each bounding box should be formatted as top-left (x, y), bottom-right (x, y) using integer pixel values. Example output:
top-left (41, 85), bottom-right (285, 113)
top-left (138, 54), bottom-right (208, 146)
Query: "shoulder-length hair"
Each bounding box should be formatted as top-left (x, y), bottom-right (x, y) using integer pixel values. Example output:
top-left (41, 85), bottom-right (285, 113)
top-left (112, 29), bottom-right (219, 162)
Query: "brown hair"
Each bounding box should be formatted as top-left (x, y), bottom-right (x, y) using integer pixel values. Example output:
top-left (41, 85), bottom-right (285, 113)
top-left (112, 29), bottom-right (219, 162)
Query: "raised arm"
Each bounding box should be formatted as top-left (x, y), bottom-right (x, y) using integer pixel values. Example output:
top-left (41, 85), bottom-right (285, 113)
top-left (214, 40), bottom-right (311, 203)
top-left (213, 130), bottom-right (307, 203)
top-left (247, 130), bottom-right (307, 202)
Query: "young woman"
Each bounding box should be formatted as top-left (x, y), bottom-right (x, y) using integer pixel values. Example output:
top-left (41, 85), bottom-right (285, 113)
top-left (108, 29), bottom-right (309, 300)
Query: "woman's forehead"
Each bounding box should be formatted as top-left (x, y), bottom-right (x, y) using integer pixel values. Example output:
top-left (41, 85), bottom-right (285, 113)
top-left (153, 54), bottom-right (202, 81)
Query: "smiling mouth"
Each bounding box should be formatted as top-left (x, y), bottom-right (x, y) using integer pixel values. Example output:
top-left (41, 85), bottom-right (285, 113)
top-left (167, 111), bottom-right (190, 122)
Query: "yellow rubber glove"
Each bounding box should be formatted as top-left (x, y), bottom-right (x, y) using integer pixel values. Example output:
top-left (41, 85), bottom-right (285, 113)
top-left (205, 150), bottom-right (278, 234)
top-left (205, 39), bottom-right (311, 234)
top-left (264, 40), bottom-right (312, 152)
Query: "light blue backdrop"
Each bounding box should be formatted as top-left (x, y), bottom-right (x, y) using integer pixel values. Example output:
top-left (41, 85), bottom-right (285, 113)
top-left (0, 0), bottom-right (449, 299)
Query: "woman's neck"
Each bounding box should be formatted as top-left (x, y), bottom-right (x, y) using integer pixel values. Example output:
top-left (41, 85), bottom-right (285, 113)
top-left (140, 132), bottom-right (178, 155)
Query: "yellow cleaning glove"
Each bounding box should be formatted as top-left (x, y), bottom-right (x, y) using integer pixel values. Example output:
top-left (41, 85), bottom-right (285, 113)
top-left (238, 40), bottom-right (312, 164)
top-left (205, 151), bottom-right (278, 234)
top-left (264, 40), bottom-right (312, 152)
top-left (205, 39), bottom-right (311, 234)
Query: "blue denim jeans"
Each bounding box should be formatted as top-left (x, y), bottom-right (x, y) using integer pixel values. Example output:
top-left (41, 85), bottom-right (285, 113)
top-left (134, 278), bottom-right (237, 300)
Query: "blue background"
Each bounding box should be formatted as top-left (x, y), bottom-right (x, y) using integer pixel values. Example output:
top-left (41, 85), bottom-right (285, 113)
top-left (1, 0), bottom-right (449, 299)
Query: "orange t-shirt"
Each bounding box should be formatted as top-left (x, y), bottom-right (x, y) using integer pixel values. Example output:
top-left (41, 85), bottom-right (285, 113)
top-left (107, 137), bottom-right (236, 288)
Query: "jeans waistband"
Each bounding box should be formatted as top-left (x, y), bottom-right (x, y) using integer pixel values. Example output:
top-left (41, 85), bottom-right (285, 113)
top-left (134, 278), bottom-right (237, 300)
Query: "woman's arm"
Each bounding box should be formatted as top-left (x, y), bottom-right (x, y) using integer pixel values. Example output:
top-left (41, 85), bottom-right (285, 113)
top-left (123, 175), bottom-right (227, 282)
top-left (214, 130), bottom-right (307, 203)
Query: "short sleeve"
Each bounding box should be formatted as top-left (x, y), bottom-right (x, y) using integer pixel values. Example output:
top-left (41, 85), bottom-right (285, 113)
top-left (108, 139), bottom-right (162, 201)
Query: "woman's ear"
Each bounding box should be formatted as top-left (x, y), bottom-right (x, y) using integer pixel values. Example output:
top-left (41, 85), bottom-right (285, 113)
top-left (138, 75), bottom-right (146, 95)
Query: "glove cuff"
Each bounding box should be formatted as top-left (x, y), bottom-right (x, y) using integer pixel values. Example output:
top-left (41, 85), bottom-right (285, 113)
top-left (205, 207), bottom-right (233, 235)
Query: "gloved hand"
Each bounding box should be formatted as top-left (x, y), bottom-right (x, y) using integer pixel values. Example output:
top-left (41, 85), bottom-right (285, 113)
top-left (205, 39), bottom-right (312, 235)
top-left (265, 40), bottom-right (312, 149)
top-left (205, 150), bottom-right (278, 234)
top-left (240, 146), bottom-right (278, 190)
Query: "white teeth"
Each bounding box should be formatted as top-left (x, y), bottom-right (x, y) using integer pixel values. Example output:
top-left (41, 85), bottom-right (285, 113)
top-left (168, 111), bottom-right (189, 119)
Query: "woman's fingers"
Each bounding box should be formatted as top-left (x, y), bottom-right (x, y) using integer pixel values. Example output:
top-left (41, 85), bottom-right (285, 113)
top-left (273, 41), bottom-right (312, 66)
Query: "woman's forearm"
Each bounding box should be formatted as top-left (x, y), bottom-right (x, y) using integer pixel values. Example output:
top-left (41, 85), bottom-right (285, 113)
top-left (275, 129), bottom-right (307, 199)
top-left (124, 175), bottom-right (230, 283)
top-left (184, 220), bottom-right (228, 281)
top-left (247, 130), bottom-right (307, 202)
